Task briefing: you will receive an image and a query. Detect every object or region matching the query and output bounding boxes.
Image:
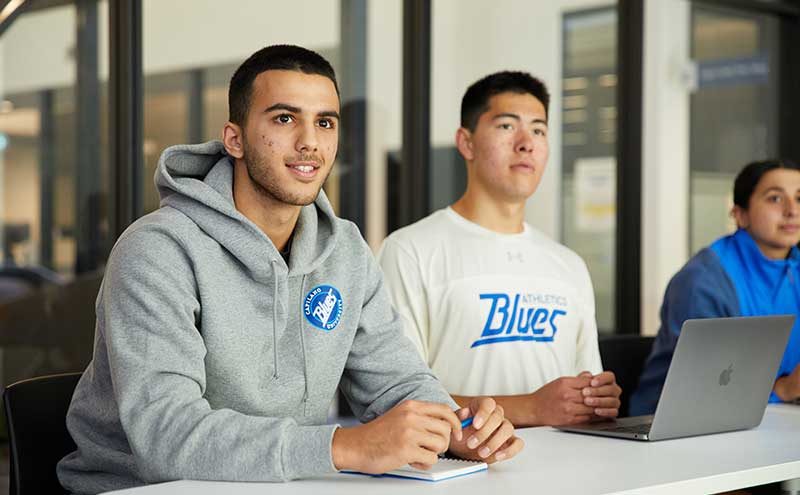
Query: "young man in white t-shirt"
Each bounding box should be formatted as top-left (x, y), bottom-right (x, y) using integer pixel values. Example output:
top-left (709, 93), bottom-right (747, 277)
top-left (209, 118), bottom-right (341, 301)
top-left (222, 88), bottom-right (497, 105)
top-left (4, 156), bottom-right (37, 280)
top-left (378, 71), bottom-right (621, 427)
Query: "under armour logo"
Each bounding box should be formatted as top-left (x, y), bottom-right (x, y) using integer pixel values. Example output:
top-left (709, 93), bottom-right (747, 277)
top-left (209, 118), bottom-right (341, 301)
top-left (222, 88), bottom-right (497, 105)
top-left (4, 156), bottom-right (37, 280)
top-left (507, 251), bottom-right (524, 263)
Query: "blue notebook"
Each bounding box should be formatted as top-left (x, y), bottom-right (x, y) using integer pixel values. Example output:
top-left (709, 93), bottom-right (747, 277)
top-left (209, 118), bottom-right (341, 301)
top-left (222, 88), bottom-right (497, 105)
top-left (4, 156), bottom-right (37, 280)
top-left (344, 457), bottom-right (488, 482)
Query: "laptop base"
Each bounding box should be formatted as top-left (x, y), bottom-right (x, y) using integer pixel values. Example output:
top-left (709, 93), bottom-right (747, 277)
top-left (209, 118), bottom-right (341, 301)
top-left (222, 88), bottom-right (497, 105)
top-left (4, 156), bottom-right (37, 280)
top-left (558, 415), bottom-right (653, 441)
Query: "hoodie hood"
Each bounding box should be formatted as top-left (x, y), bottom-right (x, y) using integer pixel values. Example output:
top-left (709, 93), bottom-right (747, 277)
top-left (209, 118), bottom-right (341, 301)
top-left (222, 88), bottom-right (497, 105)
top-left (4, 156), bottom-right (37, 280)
top-left (154, 140), bottom-right (339, 280)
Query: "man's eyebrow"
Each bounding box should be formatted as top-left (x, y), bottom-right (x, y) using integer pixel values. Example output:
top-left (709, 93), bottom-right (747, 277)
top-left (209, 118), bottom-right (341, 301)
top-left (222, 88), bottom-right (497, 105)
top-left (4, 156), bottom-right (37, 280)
top-left (761, 186), bottom-right (787, 195)
top-left (318, 110), bottom-right (340, 120)
top-left (264, 103), bottom-right (340, 121)
top-left (492, 112), bottom-right (521, 121)
top-left (264, 103), bottom-right (301, 113)
top-left (491, 113), bottom-right (548, 126)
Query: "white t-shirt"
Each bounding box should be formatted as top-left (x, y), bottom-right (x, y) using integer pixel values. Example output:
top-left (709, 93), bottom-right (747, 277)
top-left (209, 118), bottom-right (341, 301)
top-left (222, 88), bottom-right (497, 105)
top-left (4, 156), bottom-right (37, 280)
top-left (378, 207), bottom-right (602, 397)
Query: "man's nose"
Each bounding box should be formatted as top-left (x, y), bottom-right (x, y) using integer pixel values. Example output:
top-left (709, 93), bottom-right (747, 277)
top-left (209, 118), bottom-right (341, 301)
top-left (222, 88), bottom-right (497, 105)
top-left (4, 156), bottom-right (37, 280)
top-left (296, 122), bottom-right (319, 153)
top-left (516, 130), bottom-right (534, 153)
top-left (785, 198), bottom-right (799, 217)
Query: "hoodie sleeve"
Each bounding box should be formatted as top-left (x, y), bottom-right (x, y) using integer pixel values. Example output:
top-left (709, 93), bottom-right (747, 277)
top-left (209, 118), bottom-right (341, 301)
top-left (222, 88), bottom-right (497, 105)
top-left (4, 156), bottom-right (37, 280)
top-left (629, 249), bottom-right (740, 416)
top-left (101, 228), bottom-right (338, 482)
top-left (339, 241), bottom-right (457, 422)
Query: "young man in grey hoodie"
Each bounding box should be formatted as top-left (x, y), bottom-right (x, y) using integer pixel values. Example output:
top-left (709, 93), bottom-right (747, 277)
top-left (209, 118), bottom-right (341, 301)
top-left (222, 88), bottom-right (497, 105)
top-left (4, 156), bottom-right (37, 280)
top-left (57, 45), bottom-right (522, 494)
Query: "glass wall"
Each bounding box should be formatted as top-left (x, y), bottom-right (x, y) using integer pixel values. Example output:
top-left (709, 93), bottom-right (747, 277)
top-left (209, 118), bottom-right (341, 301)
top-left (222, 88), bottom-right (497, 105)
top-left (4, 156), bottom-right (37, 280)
top-left (0, 2), bottom-right (109, 386)
top-left (561, 7), bottom-right (617, 333)
top-left (689, 4), bottom-right (779, 252)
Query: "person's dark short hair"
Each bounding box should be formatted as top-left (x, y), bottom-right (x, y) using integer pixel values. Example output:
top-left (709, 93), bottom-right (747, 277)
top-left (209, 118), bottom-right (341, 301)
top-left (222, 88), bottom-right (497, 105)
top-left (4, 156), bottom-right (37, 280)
top-left (228, 44), bottom-right (339, 127)
top-left (733, 159), bottom-right (800, 209)
top-left (460, 71), bottom-right (550, 131)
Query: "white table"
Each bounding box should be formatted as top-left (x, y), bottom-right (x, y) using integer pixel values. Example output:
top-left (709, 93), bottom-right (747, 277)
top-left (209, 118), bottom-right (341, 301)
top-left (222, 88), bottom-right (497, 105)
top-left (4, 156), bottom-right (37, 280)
top-left (107, 404), bottom-right (800, 495)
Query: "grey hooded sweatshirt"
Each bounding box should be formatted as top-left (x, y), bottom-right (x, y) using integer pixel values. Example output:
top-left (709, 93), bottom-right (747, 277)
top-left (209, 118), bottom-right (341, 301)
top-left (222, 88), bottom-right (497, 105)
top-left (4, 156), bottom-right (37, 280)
top-left (57, 141), bottom-right (456, 494)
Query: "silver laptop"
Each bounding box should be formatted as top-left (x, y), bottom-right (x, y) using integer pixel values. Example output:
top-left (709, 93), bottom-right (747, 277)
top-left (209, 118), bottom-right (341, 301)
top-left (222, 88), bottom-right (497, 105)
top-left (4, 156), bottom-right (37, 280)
top-left (558, 315), bottom-right (794, 441)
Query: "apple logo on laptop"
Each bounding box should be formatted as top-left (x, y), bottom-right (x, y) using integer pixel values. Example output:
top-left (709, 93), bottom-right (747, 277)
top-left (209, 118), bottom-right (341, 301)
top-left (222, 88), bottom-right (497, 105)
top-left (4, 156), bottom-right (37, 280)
top-left (719, 364), bottom-right (733, 386)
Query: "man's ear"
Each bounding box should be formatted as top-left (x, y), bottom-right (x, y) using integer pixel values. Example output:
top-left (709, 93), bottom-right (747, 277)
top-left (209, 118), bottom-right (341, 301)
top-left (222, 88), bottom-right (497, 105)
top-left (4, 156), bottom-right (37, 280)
top-left (222, 122), bottom-right (245, 159)
top-left (455, 127), bottom-right (474, 162)
top-left (731, 205), bottom-right (749, 229)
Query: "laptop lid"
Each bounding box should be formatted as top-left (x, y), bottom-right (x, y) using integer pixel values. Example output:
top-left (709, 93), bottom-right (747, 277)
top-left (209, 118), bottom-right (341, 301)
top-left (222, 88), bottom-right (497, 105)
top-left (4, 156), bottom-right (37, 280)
top-left (648, 315), bottom-right (794, 440)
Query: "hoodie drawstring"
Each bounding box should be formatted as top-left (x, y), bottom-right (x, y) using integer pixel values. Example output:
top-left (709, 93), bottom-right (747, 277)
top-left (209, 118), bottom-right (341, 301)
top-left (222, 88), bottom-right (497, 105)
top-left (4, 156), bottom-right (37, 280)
top-left (270, 260), bottom-right (310, 411)
top-left (299, 274), bottom-right (310, 408)
top-left (271, 259), bottom-right (279, 380)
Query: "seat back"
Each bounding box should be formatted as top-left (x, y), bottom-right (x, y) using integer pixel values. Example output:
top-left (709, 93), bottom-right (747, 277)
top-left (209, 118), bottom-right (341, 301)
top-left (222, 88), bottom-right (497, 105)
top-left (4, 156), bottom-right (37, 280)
top-left (598, 335), bottom-right (655, 417)
top-left (4, 372), bottom-right (82, 495)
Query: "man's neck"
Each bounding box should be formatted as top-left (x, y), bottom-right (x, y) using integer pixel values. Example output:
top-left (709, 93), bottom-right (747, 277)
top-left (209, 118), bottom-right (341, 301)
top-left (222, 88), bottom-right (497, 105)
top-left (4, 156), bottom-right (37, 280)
top-left (451, 187), bottom-right (526, 234)
top-left (232, 161), bottom-right (301, 252)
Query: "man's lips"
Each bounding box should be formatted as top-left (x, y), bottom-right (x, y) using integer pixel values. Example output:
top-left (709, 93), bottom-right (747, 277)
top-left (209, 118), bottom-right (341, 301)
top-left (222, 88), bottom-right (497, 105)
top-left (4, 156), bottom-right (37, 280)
top-left (286, 161), bottom-right (320, 178)
top-left (510, 162), bottom-right (536, 172)
top-left (779, 224), bottom-right (800, 233)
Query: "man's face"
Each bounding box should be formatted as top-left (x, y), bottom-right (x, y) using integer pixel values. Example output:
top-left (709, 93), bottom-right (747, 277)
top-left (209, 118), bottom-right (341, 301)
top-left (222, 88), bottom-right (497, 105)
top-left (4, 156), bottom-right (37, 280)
top-left (240, 70), bottom-right (340, 206)
top-left (734, 168), bottom-right (800, 259)
top-left (460, 91), bottom-right (549, 203)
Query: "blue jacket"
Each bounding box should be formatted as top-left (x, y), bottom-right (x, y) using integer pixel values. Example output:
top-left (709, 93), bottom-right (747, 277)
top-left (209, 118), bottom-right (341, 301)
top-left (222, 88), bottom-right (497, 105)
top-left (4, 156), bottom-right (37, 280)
top-left (630, 229), bottom-right (800, 416)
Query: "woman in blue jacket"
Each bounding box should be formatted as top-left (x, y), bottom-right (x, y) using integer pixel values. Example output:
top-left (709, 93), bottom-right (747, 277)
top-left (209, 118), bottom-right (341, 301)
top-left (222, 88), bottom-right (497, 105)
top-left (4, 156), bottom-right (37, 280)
top-left (630, 159), bottom-right (800, 416)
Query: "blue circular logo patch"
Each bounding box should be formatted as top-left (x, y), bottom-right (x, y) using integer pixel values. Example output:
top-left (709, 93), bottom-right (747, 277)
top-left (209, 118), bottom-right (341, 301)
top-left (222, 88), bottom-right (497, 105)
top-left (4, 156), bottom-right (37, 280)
top-left (303, 285), bottom-right (343, 331)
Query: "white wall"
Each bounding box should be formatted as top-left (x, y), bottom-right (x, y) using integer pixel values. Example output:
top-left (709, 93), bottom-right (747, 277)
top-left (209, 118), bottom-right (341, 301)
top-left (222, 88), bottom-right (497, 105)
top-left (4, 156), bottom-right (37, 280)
top-left (366, 0), bottom-right (403, 249)
top-left (2, 5), bottom-right (76, 93)
top-left (141, 0), bottom-right (339, 75)
top-left (641, 0), bottom-right (691, 335)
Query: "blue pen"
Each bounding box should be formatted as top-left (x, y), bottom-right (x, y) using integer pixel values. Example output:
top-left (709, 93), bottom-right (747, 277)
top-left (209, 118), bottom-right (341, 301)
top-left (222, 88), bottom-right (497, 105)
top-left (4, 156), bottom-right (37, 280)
top-left (461, 416), bottom-right (474, 428)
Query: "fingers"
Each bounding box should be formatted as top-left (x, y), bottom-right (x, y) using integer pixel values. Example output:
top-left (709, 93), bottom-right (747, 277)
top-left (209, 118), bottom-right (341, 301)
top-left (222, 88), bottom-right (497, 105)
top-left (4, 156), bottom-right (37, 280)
top-left (565, 375), bottom-right (594, 388)
top-left (416, 429), bottom-right (450, 455)
top-left (406, 400), bottom-right (463, 441)
top-left (468, 397), bottom-right (498, 431)
top-left (424, 402), bottom-right (463, 441)
top-left (465, 402), bottom-right (504, 452)
top-left (474, 419), bottom-right (514, 459)
top-left (583, 384), bottom-right (621, 398)
top-left (581, 374), bottom-right (622, 415)
top-left (561, 376), bottom-right (593, 401)
top-left (564, 401), bottom-right (595, 417)
top-left (488, 435), bottom-right (525, 463)
top-left (590, 371), bottom-right (617, 387)
top-left (584, 396), bottom-right (620, 409)
top-left (593, 407), bottom-right (619, 418)
top-left (581, 372), bottom-right (621, 415)
top-left (559, 386), bottom-right (588, 403)
top-left (405, 447), bottom-right (439, 468)
top-left (415, 415), bottom-right (453, 453)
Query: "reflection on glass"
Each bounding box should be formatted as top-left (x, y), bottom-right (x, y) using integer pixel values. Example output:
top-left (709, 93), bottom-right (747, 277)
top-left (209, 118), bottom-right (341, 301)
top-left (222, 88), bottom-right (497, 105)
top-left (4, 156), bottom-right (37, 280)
top-left (689, 5), bottom-right (779, 253)
top-left (0, 2), bottom-right (109, 385)
top-left (561, 7), bottom-right (617, 333)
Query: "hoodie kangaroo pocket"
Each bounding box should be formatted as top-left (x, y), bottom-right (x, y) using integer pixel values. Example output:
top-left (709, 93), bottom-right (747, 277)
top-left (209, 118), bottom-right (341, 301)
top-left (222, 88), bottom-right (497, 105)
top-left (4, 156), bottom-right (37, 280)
top-left (258, 374), bottom-right (307, 416)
